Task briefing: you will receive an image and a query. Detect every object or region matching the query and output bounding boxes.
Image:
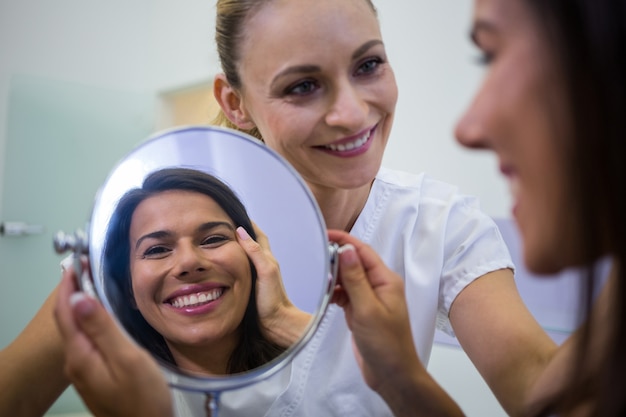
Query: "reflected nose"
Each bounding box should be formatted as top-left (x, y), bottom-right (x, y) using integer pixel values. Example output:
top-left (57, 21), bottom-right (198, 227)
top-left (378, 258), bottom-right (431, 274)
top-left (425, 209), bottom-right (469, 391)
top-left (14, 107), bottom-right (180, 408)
top-left (173, 243), bottom-right (208, 279)
top-left (325, 81), bottom-right (368, 129)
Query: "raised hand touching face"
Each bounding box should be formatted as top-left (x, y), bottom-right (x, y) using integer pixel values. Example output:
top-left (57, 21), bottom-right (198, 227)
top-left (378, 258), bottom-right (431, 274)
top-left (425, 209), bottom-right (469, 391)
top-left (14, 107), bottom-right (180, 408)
top-left (236, 223), bottom-right (311, 348)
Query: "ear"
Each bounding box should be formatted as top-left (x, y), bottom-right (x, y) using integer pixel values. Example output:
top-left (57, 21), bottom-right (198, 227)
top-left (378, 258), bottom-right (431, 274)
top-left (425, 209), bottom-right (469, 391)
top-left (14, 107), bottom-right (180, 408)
top-left (213, 74), bottom-right (256, 130)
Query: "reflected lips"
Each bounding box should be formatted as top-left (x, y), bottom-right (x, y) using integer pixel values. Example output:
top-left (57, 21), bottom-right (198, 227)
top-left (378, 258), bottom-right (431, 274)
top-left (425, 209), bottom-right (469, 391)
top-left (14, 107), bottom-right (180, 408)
top-left (165, 285), bottom-right (227, 315)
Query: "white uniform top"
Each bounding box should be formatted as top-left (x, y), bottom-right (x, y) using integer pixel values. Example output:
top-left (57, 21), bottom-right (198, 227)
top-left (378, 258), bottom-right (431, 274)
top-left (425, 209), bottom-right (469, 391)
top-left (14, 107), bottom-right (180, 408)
top-left (173, 167), bottom-right (514, 416)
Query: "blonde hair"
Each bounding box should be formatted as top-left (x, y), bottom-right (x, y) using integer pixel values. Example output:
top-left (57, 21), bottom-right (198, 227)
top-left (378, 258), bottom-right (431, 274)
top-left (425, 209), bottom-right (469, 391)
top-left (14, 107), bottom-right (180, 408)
top-left (212, 0), bottom-right (377, 142)
top-left (210, 107), bottom-right (262, 141)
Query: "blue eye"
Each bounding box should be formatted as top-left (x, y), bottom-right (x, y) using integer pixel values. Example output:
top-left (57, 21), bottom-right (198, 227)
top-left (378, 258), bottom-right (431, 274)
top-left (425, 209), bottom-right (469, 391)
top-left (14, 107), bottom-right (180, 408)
top-left (355, 57), bottom-right (383, 76)
top-left (286, 79), bottom-right (319, 96)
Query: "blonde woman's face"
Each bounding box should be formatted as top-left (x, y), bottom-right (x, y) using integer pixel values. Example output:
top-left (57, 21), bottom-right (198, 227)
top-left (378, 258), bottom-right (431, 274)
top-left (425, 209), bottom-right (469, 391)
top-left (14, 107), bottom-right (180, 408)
top-left (455, 0), bottom-right (574, 273)
top-left (129, 190), bottom-right (252, 372)
top-left (234, 0), bottom-right (398, 193)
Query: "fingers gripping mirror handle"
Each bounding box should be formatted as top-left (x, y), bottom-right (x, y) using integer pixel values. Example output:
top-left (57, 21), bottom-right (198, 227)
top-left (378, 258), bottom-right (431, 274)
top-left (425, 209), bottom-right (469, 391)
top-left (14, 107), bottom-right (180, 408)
top-left (327, 242), bottom-right (340, 293)
top-left (54, 228), bottom-right (97, 298)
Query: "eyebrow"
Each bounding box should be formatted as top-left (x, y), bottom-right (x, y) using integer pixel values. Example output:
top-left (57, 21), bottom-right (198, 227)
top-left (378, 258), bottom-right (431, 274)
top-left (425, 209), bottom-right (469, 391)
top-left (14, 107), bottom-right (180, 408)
top-left (270, 39), bottom-right (385, 85)
top-left (134, 221), bottom-right (235, 251)
top-left (352, 39), bottom-right (384, 60)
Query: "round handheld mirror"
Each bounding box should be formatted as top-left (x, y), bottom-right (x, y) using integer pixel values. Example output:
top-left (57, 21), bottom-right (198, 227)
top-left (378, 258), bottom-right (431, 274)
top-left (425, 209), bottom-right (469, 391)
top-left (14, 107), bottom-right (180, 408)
top-left (55, 126), bottom-right (338, 416)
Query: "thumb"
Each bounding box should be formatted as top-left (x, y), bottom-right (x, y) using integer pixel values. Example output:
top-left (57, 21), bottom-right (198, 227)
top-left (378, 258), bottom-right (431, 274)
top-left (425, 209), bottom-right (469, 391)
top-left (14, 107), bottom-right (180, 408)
top-left (70, 292), bottom-right (136, 365)
top-left (337, 244), bottom-right (376, 306)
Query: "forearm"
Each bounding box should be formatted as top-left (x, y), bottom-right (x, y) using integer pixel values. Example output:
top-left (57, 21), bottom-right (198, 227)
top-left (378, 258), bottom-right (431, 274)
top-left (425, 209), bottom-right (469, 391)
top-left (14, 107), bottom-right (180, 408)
top-left (0, 286), bottom-right (69, 416)
top-left (375, 361), bottom-right (465, 417)
top-left (0, 346), bottom-right (69, 416)
top-left (450, 269), bottom-right (558, 415)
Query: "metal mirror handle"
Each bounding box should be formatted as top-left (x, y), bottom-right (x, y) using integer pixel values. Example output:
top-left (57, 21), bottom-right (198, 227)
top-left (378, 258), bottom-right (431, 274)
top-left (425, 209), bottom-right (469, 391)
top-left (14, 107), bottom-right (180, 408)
top-left (54, 228), bottom-right (97, 299)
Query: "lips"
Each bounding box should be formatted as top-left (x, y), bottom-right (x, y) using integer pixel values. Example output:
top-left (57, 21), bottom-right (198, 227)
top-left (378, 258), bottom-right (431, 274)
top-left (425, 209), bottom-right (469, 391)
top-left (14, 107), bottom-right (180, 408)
top-left (166, 287), bottom-right (225, 309)
top-left (320, 125), bottom-right (376, 154)
top-left (324, 131), bottom-right (370, 152)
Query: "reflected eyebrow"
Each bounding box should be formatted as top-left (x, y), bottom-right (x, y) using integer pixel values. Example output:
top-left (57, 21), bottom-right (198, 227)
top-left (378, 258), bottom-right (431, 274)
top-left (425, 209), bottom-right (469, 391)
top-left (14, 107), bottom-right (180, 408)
top-left (134, 221), bottom-right (235, 251)
top-left (270, 39), bottom-right (384, 86)
top-left (135, 230), bottom-right (171, 251)
top-left (196, 221), bottom-right (235, 234)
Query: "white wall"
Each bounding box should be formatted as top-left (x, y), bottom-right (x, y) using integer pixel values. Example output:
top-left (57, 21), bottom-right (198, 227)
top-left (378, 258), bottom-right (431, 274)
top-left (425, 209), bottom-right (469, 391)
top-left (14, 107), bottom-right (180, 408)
top-left (0, 0), bottom-right (219, 218)
top-left (0, 0), bottom-right (509, 219)
top-left (377, 2), bottom-right (510, 218)
top-left (1, 1), bottom-right (509, 416)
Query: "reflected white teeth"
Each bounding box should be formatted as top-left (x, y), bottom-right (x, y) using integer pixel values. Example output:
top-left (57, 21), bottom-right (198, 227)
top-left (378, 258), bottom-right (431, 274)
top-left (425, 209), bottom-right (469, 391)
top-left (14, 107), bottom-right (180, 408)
top-left (170, 288), bottom-right (224, 308)
top-left (325, 132), bottom-right (370, 152)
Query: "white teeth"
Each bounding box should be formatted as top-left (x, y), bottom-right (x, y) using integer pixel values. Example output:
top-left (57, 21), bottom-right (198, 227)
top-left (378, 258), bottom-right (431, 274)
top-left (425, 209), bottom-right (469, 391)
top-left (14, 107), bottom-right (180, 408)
top-left (170, 288), bottom-right (224, 308)
top-left (325, 132), bottom-right (370, 152)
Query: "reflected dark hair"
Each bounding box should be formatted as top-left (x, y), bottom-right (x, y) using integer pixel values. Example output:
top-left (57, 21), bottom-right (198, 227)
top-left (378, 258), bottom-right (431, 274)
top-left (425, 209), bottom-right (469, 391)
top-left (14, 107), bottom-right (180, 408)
top-left (526, 1), bottom-right (626, 415)
top-left (103, 167), bottom-right (284, 374)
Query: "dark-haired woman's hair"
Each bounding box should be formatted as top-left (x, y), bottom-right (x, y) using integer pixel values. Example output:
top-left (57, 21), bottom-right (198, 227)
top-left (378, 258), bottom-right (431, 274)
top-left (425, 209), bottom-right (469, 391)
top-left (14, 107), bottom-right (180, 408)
top-left (526, 1), bottom-right (626, 415)
top-left (103, 167), bottom-right (285, 374)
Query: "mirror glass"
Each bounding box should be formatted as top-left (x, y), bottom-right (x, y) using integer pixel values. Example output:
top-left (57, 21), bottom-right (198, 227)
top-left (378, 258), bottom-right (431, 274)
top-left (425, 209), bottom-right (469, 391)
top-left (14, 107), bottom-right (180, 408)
top-left (87, 125), bottom-right (333, 392)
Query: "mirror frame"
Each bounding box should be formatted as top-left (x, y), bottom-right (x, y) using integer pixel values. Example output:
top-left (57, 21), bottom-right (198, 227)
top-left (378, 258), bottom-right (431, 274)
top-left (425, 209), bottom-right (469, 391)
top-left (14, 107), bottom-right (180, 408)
top-left (79, 125), bottom-right (337, 393)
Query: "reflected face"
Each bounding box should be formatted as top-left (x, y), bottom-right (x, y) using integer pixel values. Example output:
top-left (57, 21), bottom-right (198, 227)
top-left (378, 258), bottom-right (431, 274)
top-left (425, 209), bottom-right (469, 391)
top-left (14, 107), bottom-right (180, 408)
top-left (129, 190), bottom-right (252, 359)
top-left (455, 0), bottom-right (572, 273)
top-left (236, 0), bottom-right (397, 192)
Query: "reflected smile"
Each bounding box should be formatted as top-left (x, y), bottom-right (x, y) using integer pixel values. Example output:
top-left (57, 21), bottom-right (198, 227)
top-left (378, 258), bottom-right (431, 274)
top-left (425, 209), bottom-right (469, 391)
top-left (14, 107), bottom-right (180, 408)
top-left (167, 288), bottom-right (225, 309)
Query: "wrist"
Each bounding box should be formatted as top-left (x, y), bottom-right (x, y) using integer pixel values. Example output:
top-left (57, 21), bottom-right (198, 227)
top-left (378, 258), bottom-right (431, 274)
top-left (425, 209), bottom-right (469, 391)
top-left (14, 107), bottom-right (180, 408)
top-left (264, 305), bottom-right (312, 347)
top-left (376, 360), bottom-right (465, 417)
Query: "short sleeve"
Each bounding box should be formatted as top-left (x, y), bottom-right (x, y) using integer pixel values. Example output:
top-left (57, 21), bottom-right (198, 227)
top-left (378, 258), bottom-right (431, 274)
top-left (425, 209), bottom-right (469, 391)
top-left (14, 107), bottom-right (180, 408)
top-left (436, 195), bottom-right (514, 336)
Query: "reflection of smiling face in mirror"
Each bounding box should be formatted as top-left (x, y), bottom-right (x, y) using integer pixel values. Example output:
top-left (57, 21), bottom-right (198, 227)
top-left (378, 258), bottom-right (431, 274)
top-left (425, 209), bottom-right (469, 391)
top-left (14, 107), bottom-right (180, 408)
top-left (103, 168), bottom-right (285, 376)
top-left (129, 190), bottom-right (252, 374)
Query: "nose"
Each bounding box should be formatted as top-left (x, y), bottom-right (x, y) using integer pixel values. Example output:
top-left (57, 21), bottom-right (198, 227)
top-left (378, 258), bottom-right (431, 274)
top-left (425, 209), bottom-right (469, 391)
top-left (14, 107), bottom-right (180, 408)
top-left (454, 95), bottom-right (491, 150)
top-left (325, 80), bottom-right (368, 129)
top-left (173, 243), bottom-right (208, 280)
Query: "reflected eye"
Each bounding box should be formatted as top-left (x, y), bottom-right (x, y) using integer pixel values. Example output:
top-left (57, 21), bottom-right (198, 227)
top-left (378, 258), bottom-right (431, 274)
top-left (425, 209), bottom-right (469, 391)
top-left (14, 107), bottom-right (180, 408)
top-left (286, 79), bottom-right (319, 96)
top-left (201, 234), bottom-right (229, 247)
top-left (355, 57), bottom-right (383, 76)
top-left (143, 245), bottom-right (171, 258)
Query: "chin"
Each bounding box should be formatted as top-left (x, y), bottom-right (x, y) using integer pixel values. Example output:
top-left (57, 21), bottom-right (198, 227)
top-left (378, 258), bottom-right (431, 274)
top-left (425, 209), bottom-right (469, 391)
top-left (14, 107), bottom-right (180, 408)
top-left (523, 245), bottom-right (569, 276)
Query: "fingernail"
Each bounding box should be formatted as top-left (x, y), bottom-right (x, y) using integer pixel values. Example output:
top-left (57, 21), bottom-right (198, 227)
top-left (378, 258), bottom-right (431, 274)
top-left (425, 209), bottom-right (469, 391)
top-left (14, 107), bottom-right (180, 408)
top-left (237, 226), bottom-right (251, 240)
top-left (69, 292), bottom-right (96, 317)
top-left (338, 244), bottom-right (357, 265)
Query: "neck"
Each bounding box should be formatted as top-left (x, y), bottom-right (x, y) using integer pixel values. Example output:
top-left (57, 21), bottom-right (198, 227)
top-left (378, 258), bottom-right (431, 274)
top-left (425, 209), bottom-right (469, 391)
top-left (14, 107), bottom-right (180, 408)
top-left (309, 180), bottom-right (373, 232)
top-left (167, 338), bottom-right (236, 376)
